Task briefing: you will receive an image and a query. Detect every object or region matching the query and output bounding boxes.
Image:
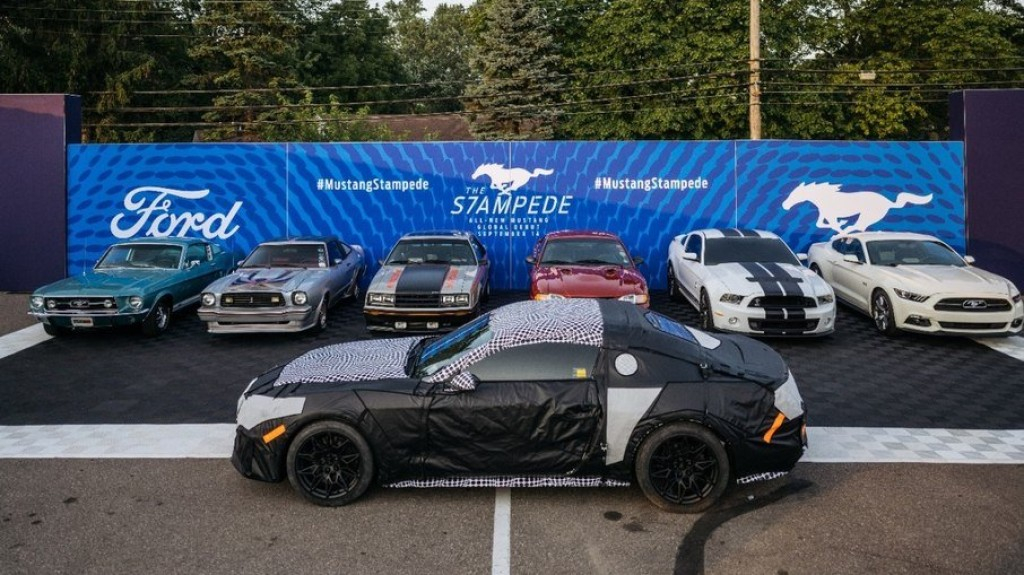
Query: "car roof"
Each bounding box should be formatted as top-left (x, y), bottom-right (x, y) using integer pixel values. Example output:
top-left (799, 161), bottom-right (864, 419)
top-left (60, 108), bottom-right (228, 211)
top-left (400, 230), bottom-right (476, 241)
top-left (543, 229), bottom-right (622, 240)
top-left (117, 237), bottom-right (203, 246)
top-left (693, 228), bottom-right (780, 240)
top-left (262, 236), bottom-right (336, 245)
top-left (834, 231), bottom-right (941, 242)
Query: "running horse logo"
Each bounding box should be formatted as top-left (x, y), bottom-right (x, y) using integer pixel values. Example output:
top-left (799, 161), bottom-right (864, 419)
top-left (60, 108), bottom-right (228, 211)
top-left (781, 182), bottom-right (933, 234)
top-left (471, 163), bottom-right (554, 194)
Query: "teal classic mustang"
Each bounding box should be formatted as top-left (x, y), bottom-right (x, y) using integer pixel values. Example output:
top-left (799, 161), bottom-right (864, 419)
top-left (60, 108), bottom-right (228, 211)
top-left (29, 237), bottom-right (235, 336)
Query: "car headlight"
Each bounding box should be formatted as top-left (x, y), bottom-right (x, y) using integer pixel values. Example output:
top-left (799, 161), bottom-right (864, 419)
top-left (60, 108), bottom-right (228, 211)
top-left (534, 293), bottom-right (566, 301)
top-left (441, 293), bottom-right (470, 306)
top-left (618, 293), bottom-right (649, 305)
top-left (292, 291), bottom-right (308, 306)
top-left (368, 293), bottom-right (396, 306)
top-left (817, 294), bottom-right (834, 305)
top-left (719, 293), bottom-right (744, 305)
top-left (46, 299), bottom-right (56, 309)
top-left (30, 296), bottom-right (44, 309)
top-left (893, 288), bottom-right (929, 303)
top-left (103, 298), bottom-right (115, 308)
top-left (128, 296), bottom-right (143, 309)
top-left (201, 293), bottom-right (216, 307)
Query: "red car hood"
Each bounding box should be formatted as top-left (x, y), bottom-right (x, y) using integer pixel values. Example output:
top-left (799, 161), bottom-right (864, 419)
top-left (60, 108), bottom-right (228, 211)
top-left (533, 265), bottom-right (647, 298)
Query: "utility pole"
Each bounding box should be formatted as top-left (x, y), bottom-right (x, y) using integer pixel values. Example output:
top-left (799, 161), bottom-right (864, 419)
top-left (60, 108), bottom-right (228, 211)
top-left (749, 0), bottom-right (761, 140)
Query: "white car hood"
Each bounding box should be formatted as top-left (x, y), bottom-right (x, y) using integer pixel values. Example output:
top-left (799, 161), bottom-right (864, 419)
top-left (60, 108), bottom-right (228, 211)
top-left (877, 265), bottom-right (1013, 296)
top-left (710, 262), bottom-right (829, 297)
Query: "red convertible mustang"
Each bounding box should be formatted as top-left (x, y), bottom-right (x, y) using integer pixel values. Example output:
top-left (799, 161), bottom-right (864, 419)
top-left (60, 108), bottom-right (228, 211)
top-left (232, 300), bottom-right (806, 513)
top-left (526, 230), bottom-right (650, 307)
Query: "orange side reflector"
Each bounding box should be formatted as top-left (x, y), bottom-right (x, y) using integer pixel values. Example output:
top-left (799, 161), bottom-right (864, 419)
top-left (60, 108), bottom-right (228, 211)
top-left (262, 424), bottom-right (286, 444)
top-left (763, 412), bottom-right (786, 444)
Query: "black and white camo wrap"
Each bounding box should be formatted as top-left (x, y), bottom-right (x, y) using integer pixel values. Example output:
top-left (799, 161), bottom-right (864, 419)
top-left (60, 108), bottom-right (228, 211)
top-left (383, 476), bottom-right (630, 489)
top-left (424, 299), bottom-right (604, 383)
top-left (735, 471), bottom-right (789, 485)
top-left (275, 337), bottom-right (424, 386)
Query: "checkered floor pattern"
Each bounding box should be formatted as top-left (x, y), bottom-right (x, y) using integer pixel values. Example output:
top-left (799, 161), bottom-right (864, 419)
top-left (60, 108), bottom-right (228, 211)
top-left (1, 424), bottom-right (1022, 464)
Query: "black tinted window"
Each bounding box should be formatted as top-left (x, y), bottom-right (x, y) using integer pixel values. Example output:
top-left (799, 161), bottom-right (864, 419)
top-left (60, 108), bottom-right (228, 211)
top-left (866, 240), bottom-right (964, 266)
top-left (684, 235), bottom-right (703, 258)
top-left (704, 237), bottom-right (800, 266)
top-left (467, 343), bottom-right (599, 382)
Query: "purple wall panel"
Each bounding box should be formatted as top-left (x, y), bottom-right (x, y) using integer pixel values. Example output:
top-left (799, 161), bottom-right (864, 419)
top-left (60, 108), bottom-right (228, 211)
top-left (0, 94), bottom-right (80, 291)
top-left (950, 90), bottom-right (1024, 291)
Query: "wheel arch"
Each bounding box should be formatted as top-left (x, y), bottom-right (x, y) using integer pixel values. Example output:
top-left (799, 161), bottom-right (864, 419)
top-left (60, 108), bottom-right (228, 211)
top-left (624, 413), bottom-right (735, 483)
top-left (278, 412), bottom-right (379, 483)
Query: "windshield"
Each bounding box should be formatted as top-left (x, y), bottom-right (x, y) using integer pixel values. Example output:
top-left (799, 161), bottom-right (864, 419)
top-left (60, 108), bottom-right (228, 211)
top-left (95, 244), bottom-right (182, 270)
top-left (414, 314), bottom-right (493, 377)
top-left (540, 238), bottom-right (632, 267)
top-left (704, 237), bottom-right (800, 266)
top-left (241, 244), bottom-right (326, 268)
top-left (645, 311), bottom-right (697, 343)
top-left (386, 240), bottom-right (476, 265)
top-left (866, 240), bottom-right (965, 266)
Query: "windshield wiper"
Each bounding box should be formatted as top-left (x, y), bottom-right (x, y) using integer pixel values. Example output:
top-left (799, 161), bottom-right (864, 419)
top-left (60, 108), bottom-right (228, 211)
top-left (577, 259), bottom-right (621, 266)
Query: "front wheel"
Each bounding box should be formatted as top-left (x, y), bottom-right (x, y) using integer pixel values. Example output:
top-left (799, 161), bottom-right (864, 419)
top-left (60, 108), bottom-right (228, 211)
top-left (698, 290), bottom-right (714, 331)
top-left (141, 300), bottom-right (170, 337)
top-left (667, 265), bottom-right (682, 301)
top-left (871, 289), bottom-right (898, 336)
top-left (635, 422), bottom-right (730, 513)
top-left (286, 421), bottom-right (374, 507)
top-left (313, 297), bottom-right (329, 333)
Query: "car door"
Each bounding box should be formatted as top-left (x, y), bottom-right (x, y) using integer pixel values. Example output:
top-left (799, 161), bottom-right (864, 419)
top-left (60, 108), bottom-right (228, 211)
top-left (830, 238), bottom-right (871, 311)
top-left (422, 343), bottom-right (603, 476)
top-left (183, 243), bottom-right (220, 299)
top-left (676, 233), bottom-right (704, 306)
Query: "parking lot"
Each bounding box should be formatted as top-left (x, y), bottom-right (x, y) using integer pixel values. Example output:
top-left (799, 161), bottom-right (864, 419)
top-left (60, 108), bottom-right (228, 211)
top-left (2, 292), bottom-right (1023, 574)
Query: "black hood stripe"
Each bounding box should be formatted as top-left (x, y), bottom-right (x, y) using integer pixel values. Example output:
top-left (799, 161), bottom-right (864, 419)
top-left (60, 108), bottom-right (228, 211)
top-left (395, 264), bottom-right (451, 293)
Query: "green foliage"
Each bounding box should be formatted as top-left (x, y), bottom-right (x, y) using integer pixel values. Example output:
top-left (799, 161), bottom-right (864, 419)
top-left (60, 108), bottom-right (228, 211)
top-left (254, 91), bottom-right (395, 142)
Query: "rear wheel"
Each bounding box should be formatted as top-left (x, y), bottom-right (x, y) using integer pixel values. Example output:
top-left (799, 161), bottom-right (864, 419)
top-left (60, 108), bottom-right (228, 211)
top-left (871, 289), bottom-right (898, 336)
top-left (141, 300), bottom-right (170, 337)
top-left (286, 421), bottom-right (374, 507)
top-left (635, 422), bottom-right (730, 513)
top-left (698, 290), bottom-right (714, 331)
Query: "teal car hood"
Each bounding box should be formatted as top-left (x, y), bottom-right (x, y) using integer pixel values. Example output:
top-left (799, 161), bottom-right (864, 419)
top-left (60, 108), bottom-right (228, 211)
top-left (37, 269), bottom-right (178, 296)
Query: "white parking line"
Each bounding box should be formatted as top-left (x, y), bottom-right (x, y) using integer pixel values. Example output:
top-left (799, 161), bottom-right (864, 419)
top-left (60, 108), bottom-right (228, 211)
top-left (492, 488), bottom-right (512, 575)
top-left (973, 335), bottom-right (1024, 363)
top-left (0, 323), bottom-right (51, 360)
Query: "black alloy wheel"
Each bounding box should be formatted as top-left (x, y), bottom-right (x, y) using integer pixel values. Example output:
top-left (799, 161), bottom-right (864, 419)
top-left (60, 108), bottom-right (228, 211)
top-left (667, 264), bottom-right (682, 301)
top-left (635, 422), bottom-right (730, 513)
top-left (871, 289), bottom-right (898, 336)
top-left (141, 300), bottom-right (170, 337)
top-left (698, 290), bottom-right (714, 331)
top-left (286, 421), bottom-right (374, 507)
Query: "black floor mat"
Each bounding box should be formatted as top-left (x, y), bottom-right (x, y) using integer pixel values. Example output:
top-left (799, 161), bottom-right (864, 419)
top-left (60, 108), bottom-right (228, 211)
top-left (1, 292), bottom-right (1021, 428)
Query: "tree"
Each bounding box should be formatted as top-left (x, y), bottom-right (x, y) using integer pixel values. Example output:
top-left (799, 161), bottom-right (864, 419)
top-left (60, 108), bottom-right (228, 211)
top-left (464, 0), bottom-right (563, 140)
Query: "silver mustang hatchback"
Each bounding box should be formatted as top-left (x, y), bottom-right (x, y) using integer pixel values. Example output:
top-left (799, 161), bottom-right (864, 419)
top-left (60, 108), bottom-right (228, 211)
top-left (363, 230), bottom-right (491, 333)
top-left (198, 237), bottom-right (365, 334)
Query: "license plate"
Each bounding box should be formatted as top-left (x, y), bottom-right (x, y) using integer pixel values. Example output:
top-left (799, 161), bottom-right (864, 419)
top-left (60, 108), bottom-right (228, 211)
top-left (395, 321), bottom-right (407, 329)
top-left (71, 317), bottom-right (94, 327)
top-left (427, 322), bottom-right (439, 330)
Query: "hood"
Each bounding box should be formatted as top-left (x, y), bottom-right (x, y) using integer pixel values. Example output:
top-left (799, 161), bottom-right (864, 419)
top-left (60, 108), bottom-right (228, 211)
top-left (534, 265), bottom-right (647, 298)
top-left (709, 262), bottom-right (829, 297)
top-left (34, 269), bottom-right (175, 297)
top-left (877, 265), bottom-right (1014, 296)
top-left (210, 268), bottom-right (319, 294)
top-left (274, 337), bottom-right (423, 387)
top-left (702, 331), bottom-right (789, 388)
top-left (368, 264), bottom-right (479, 294)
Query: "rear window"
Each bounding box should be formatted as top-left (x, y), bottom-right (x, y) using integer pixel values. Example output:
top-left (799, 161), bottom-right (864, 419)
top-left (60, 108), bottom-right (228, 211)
top-left (645, 312), bottom-right (696, 343)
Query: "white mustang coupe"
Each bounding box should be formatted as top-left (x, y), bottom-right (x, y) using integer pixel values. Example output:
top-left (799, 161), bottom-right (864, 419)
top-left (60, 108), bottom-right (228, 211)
top-left (807, 232), bottom-right (1023, 336)
top-left (667, 229), bottom-right (836, 336)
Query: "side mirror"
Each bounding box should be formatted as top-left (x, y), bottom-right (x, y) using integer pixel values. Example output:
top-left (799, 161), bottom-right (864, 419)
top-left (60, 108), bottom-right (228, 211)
top-left (683, 251), bottom-right (698, 262)
top-left (444, 372), bottom-right (478, 393)
top-left (632, 256), bottom-right (645, 266)
top-left (332, 258), bottom-right (343, 266)
top-left (843, 254), bottom-right (861, 264)
top-left (797, 253), bottom-right (808, 262)
top-left (187, 259), bottom-right (201, 269)
top-left (525, 256), bottom-right (536, 265)
top-left (963, 255), bottom-right (975, 265)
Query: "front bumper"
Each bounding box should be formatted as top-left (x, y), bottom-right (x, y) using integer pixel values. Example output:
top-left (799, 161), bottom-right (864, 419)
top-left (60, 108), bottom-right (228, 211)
top-left (892, 297), bottom-right (1024, 336)
top-left (364, 306), bottom-right (477, 333)
top-left (731, 412), bottom-right (807, 478)
top-left (712, 301), bottom-right (836, 337)
top-left (31, 310), bottom-right (149, 329)
top-left (198, 305), bottom-right (317, 333)
top-left (231, 421), bottom-right (290, 483)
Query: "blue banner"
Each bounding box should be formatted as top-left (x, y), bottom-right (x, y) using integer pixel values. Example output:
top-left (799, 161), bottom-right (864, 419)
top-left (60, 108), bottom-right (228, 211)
top-left (67, 140), bottom-right (964, 290)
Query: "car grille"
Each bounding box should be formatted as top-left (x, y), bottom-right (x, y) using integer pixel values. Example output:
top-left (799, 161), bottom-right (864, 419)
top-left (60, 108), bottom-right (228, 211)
top-left (937, 321), bottom-right (1007, 330)
top-left (221, 293), bottom-right (285, 308)
top-left (748, 318), bottom-right (820, 334)
top-left (45, 297), bottom-right (117, 312)
top-left (395, 293), bottom-right (441, 308)
top-left (749, 296), bottom-right (816, 308)
top-left (933, 298), bottom-right (1012, 312)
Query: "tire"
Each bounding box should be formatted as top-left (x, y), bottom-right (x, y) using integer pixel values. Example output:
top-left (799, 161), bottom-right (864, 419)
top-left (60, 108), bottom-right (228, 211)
top-left (635, 422), bottom-right (730, 514)
top-left (313, 297), bottom-right (329, 333)
top-left (810, 263), bottom-right (822, 277)
top-left (286, 420), bottom-right (374, 507)
top-left (667, 264), bottom-right (682, 301)
top-left (482, 277), bottom-right (492, 303)
top-left (348, 271), bottom-right (363, 300)
top-left (698, 290), bottom-right (714, 331)
top-left (141, 300), bottom-right (171, 337)
top-left (871, 289), bottom-right (898, 336)
top-left (42, 323), bottom-right (68, 337)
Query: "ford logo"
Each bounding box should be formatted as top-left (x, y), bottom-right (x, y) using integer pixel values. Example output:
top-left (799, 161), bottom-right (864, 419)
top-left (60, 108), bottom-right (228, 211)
top-left (71, 299), bottom-right (90, 308)
top-left (962, 299), bottom-right (987, 309)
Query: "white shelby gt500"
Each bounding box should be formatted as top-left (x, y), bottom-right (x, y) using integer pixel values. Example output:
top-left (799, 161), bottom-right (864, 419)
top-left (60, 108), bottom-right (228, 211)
top-left (807, 231), bottom-right (1024, 336)
top-left (667, 229), bottom-right (836, 336)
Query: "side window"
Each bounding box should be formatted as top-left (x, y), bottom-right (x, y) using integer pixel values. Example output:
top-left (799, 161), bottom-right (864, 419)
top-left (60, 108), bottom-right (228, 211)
top-left (327, 242), bottom-right (343, 264)
top-left (337, 241), bottom-right (351, 258)
top-left (204, 244), bottom-right (213, 261)
top-left (831, 239), bottom-right (846, 254)
top-left (186, 244), bottom-right (207, 263)
top-left (683, 235), bottom-right (703, 260)
top-left (472, 237), bottom-right (487, 261)
top-left (466, 343), bottom-right (599, 382)
top-left (849, 239), bottom-right (865, 262)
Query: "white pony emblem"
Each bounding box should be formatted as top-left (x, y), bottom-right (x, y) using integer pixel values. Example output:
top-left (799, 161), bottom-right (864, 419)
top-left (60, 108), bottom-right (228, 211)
top-left (781, 182), bottom-right (932, 234)
top-left (472, 163), bottom-right (554, 194)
